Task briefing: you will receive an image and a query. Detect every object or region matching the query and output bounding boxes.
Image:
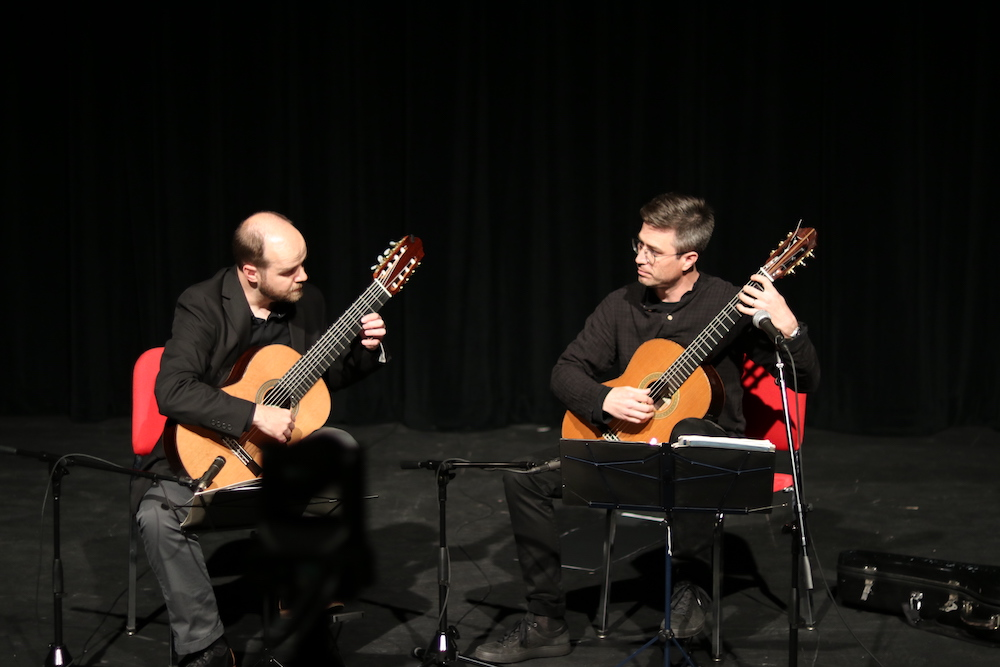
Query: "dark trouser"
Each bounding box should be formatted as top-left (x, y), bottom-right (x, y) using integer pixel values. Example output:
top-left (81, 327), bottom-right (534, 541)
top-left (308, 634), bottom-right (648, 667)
top-left (504, 465), bottom-right (566, 619)
top-left (503, 418), bottom-right (726, 619)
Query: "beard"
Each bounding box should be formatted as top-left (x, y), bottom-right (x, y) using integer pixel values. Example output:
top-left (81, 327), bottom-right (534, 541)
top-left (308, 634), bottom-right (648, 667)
top-left (259, 277), bottom-right (304, 304)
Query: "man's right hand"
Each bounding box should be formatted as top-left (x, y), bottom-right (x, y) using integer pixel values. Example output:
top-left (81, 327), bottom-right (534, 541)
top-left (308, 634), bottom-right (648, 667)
top-left (603, 386), bottom-right (656, 424)
top-left (251, 404), bottom-right (296, 443)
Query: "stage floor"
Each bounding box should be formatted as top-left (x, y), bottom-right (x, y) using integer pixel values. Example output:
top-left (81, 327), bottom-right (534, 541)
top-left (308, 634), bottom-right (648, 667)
top-left (2, 417), bottom-right (998, 666)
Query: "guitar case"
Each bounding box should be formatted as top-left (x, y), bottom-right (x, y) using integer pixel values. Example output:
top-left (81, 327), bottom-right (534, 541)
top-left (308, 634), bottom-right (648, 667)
top-left (837, 549), bottom-right (1000, 646)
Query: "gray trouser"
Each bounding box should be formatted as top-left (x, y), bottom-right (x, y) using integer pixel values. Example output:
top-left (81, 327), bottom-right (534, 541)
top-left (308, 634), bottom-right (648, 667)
top-left (135, 478), bottom-right (224, 656)
top-left (134, 427), bottom-right (360, 656)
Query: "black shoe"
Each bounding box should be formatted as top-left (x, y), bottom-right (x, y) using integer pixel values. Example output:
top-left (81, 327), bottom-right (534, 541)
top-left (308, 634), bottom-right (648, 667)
top-left (180, 636), bottom-right (236, 667)
top-left (472, 613), bottom-right (571, 664)
top-left (665, 581), bottom-right (708, 639)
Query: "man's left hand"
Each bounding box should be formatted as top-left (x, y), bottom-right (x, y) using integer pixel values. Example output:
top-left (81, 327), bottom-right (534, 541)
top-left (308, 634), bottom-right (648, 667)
top-left (360, 312), bottom-right (386, 350)
top-left (736, 274), bottom-right (799, 338)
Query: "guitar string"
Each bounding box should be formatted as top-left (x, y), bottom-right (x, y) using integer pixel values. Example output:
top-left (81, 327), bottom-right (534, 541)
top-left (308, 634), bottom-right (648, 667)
top-left (277, 286), bottom-right (382, 397)
top-left (291, 259), bottom-right (403, 380)
top-left (291, 278), bottom-right (393, 388)
top-left (269, 280), bottom-right (390, 407)
top-left (263, 256), bottom-right (409, 409)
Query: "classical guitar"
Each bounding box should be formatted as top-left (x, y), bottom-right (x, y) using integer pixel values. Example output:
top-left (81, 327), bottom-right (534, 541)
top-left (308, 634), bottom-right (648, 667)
top-left (561, 226), bottom-right (817, 444)
top-left (165, 235), bottom-right (424, 490)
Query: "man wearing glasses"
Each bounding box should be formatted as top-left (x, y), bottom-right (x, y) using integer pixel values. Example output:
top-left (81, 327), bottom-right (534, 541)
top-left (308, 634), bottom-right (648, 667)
top-left (474, 192), bottom-right (820, 663)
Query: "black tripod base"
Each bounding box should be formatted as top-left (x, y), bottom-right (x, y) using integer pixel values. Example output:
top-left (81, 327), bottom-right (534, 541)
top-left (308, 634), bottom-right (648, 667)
top-left (412, 630), bottom-right (498, 667)
top-left (45, 644), bottom-right (72, 667)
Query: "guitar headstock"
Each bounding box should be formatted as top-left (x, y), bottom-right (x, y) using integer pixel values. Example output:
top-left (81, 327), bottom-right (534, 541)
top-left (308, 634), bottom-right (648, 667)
top-left (760, 225), bottom-right (817, 281)
top-left (372, 235), bottom-right (425, 294)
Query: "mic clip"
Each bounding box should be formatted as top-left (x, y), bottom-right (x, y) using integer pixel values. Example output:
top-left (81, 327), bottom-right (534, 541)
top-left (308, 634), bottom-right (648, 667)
top-left (525, 458), bottom-right (561, 474)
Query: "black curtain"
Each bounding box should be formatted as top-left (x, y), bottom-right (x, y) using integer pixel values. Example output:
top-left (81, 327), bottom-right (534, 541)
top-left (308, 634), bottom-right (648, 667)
top-left (3, 4), bottom-right (997, 435)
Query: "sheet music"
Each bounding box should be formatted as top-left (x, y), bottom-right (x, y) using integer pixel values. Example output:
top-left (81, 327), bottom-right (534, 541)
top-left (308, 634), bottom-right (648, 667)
top-left (672, 435), bottom-right (775, 452)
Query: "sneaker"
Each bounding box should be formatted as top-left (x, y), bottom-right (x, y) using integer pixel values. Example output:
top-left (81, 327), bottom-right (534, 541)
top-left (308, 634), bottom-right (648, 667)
top-left (665, 581), bottom-right (707, 639)
top-left (472, 613), bottom-right (571, 663)
top-left (180, 636), bottom-right (235, 667)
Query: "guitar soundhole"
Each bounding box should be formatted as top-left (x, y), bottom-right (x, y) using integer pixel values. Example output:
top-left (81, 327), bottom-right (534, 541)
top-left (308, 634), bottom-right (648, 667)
top-left (640, 373), bottom-right (678, 420)
top-left (256, 379), bottom-right (299, 416)
top-left (653, 393), bottom-right (679, 420)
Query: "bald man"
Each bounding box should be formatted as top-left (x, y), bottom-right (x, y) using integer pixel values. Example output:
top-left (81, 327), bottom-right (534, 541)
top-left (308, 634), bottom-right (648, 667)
top-left (135, 212), bottom-right (387, 667)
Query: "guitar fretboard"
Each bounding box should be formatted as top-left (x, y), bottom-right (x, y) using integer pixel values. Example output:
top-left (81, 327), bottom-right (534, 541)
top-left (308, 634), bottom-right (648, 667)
top-left (265, 280), bottom-right (393, 408)
top-left (645, 273), bottom-right (766, 401)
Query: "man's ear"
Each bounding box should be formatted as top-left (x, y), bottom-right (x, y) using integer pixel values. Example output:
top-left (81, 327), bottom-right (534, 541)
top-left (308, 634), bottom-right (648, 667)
top-left (240, 263), bottom-right (260, 284)
top-left (681, 251), bottom-right (699, 273)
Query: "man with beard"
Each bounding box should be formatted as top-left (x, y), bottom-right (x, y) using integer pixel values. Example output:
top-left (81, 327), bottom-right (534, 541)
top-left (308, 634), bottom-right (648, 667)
top-left (134, 211), bottom-right (387, 667)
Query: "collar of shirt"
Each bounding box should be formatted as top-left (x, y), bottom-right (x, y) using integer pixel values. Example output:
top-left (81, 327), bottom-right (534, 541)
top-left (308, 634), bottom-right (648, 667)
top-left (640, 277), bottom-right (701, 315)
top-left (249, 303), bottom-right (293, 347)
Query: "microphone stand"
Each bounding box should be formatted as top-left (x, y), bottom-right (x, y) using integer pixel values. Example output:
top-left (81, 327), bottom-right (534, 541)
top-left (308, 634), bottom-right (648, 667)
top-left (1, 445), bottom-right (200, 667)
top-left (400, 459), bottom-right (536, 667)
top-left (771, 348), bottom-right (815, 667)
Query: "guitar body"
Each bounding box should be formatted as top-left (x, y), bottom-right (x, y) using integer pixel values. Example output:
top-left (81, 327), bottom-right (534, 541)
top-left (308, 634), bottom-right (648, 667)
top-left (166, 344), bottom-right (332, 490)
top-left (561, 338), bottom-right (724, 443)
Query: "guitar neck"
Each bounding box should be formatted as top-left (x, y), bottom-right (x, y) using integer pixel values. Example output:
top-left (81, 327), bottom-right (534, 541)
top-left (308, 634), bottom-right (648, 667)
top-left (270, 280), bottom-right (392, 406)
top-left (647, 273), bottom-right (764, 400)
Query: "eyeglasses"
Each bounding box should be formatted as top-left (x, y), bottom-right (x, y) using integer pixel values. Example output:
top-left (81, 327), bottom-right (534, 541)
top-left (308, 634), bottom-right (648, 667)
top-left (631, 238), bottom-right (685, 265)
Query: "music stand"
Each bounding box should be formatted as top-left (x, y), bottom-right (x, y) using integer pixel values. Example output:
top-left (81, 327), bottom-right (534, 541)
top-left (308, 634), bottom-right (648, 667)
top-left (560, 437), bottom-right (775, 666)
top-left (400, 458), bottom-right (539, 667)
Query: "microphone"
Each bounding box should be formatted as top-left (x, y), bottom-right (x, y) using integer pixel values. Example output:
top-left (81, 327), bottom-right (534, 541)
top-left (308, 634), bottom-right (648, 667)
top-left (752, 310), bottom-right (787, 348)
top-left (524, 458), bottom-right (561, 474)
top-left (194, 456), bottom-right (227, 492)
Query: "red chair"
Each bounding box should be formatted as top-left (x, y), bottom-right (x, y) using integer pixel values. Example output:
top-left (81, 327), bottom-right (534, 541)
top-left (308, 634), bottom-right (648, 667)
top-left (740, 356), bottom-right (807, 493)
top-left (126, 347), bottom-right (167, 638)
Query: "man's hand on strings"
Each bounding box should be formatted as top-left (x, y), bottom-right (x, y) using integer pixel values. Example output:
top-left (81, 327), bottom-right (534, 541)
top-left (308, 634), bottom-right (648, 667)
top-left (603, 386), bottom-right (657, 424)
top-left (252, 405), bottom-right (295, 443)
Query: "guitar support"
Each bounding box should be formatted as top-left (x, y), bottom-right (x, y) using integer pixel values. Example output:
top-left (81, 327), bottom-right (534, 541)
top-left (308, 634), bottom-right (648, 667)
top-left (400, 459), bottom-right (536, 667)
top-left (1, 444), bottom-right (196, 667)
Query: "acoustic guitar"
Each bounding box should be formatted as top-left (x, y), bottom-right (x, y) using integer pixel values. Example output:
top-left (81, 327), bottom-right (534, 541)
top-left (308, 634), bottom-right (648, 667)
top-left (561, 227), bottom-right (817, 444)
top-left (165, 235), bottom-right (424, 490)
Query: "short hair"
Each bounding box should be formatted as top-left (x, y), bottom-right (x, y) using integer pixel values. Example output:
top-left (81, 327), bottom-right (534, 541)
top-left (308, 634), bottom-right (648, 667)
top-left (639, 193), bottom-right (715, 253)
top-left (232, 211), bottom-right (295, 268)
